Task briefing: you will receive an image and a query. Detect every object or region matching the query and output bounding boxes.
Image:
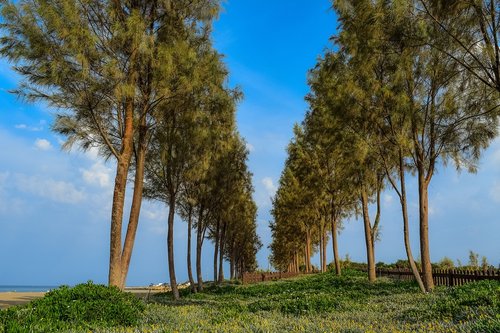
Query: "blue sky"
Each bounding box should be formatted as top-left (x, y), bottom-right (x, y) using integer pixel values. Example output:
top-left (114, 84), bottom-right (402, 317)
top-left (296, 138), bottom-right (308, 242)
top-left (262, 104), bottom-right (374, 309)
top-left (0, 1), bottom-right (499, 287)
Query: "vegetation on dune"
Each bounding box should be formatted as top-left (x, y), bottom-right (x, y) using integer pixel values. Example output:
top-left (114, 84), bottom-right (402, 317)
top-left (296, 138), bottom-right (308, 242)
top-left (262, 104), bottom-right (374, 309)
top-left (2, 272), bottom-right (498, 332)
top-left (0, 282), bottom-right (145, 332)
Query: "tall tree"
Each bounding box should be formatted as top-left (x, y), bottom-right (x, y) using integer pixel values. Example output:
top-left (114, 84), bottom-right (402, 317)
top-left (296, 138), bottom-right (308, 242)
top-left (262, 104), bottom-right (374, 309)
top-left (0, 0), bottom-right (220, 288)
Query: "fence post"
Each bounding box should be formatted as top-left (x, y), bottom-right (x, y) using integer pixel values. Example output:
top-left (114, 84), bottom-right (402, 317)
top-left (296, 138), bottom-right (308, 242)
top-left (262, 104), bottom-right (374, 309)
top-left (448, 269), bottom-right (454, 287)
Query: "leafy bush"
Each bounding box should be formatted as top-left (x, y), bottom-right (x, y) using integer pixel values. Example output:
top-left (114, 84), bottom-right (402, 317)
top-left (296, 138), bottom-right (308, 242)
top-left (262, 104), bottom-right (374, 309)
top-left (431, 280), bottom-right (500, 320)
top-left (0, 281), bottom-right (145, 332)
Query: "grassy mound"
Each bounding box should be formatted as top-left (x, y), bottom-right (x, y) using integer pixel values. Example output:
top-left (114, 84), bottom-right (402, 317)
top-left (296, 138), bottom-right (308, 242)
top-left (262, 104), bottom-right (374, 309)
top-left (0, 281), bottom-right (145, 332)
top-left (147, 270), bottom-right (500, 332)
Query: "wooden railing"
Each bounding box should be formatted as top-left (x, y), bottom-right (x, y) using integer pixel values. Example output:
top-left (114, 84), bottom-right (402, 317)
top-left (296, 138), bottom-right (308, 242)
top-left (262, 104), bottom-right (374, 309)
top-left (242, 272), bottom-right (300, 284)
top-left (376, 268), bottom-right (500, 287)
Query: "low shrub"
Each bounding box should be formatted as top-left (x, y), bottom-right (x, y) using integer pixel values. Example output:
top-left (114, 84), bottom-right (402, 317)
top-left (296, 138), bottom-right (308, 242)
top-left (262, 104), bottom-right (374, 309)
top-left (0, 281), bottom-right (145, 332)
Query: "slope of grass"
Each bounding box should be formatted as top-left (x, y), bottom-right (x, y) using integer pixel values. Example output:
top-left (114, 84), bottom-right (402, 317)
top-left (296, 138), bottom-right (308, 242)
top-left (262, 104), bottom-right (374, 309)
top-left (1, 270), bottom-right (499, 332)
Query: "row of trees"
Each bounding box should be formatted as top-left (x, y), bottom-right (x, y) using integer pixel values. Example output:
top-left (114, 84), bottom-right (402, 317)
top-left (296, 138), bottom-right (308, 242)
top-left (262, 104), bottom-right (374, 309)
top-left (270, 0), bottom-right (500, 293)
top-left (0, 0), bottom-right (261, 299)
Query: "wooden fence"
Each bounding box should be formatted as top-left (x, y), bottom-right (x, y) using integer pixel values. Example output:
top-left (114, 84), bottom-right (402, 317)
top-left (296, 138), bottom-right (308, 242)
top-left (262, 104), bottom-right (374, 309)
top-left (242, 272), bottom-right (300, 284)
top-left (376, 268), bottom-right (500, 287)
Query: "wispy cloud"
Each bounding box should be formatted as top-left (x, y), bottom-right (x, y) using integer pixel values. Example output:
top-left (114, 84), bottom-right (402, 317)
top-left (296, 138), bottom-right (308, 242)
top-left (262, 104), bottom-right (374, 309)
top-left (246, 142), bottom-right (255, 152)
top-left (81, 162), bottom-right (112, 188)
top-left (34, 138), bottom-right (52, 151)
top-left (262, 177), bottom-right (277, 197)
top-left (14, 174), bottom-right (86, 204)
top-left (15, 123), bottom-right (43, 131)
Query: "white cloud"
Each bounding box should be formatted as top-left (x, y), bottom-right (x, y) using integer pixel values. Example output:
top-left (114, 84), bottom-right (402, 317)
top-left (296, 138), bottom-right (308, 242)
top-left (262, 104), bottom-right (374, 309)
top-left (143, 208), bottom-right (167, 222)
top-left (262, 177), bottom-right (277, 197)
top-left (15, 123), bottom-right (43, 131)
top-left (383, 194), bottom-right (393, 205)
top-left (14, 174), bottom-right (86, 204)
top-left (34, 138), bottom-right (52, 151)
top-left (246, 142), bottom-right (255, 152)
top-left (81, 162), bottom-right (112, 188)
top-left (85, 146), bottom-right (101, 161)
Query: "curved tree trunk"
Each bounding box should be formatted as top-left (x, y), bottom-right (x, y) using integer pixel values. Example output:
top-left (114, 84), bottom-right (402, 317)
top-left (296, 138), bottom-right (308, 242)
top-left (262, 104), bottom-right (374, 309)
top-left (361, 187), bottom-right (376, 282)
top-left (119, 123), bottom-right (147, 290)
top-left (167, 196), bottom-right (179, 300)
top-left (108, 99), bottom-right (135, 288)
top-left (398, 152), bottom-right (426, 293)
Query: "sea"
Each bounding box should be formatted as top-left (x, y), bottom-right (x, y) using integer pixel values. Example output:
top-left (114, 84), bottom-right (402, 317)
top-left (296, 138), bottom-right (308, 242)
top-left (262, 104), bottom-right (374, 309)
top-left (0, 285), bottom-right (58, 292)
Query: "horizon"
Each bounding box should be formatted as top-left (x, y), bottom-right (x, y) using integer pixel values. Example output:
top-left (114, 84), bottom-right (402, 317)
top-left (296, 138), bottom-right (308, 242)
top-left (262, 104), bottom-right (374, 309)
top-left (1, 0), bottom-right (499, 287)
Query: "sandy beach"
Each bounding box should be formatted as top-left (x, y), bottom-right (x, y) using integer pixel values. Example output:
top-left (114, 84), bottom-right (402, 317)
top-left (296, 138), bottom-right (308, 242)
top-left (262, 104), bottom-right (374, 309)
top-left (0, 288), bottom-right (162, 310)
top-left (0, 292), bottom-right (45, 309)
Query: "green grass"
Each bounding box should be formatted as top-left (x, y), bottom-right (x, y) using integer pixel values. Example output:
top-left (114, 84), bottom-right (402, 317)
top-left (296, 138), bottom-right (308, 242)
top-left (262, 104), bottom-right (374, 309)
top-left (1, 270), bottom-right (499, 332)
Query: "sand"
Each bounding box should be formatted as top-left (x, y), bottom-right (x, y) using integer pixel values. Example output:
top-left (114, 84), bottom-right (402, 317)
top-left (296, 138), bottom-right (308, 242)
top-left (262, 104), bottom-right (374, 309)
top-left (0, 292), bottom-right (45, 309)
top-left (0, 289), bottom-right (163, 310)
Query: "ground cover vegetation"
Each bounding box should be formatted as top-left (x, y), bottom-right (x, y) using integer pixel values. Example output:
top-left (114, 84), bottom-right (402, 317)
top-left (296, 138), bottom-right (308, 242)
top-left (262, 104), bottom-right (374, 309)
top-left (270, 0), bottom-right (500, 293)
top-left (1, 271), bottom-right (499, 332)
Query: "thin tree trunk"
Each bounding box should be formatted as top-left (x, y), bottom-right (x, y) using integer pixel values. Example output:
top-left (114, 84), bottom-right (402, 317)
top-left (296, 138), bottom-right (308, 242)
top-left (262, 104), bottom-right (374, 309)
top-left (361, 187), bottom-right (376, 282)
top-left (218, 222), bottom-right (226, 284)
top-left (187, 205), bottom-right (196, 292)
top-left (322, 228), bottom-right (327, 272)
top-left (331, 219), bottom-right (341, 275)
top-left (167, 196), bottom-right (179, 300)
top-left (306, 228), bottom-right (312, 272)
top-left (108, 6), bottom-right (137, 288)
top-left (230, 246), bottom-right (235, 280)
top-left (213, 219), bottom-right (220, 282)
top-left (303, 245), bottom-right (307, 272)
top-left (196, 207), bottom-right (204, 291)
top-left (319, 224), bottom-right (324, 272)
top-left (398, 152), bottom-right (426, 293)
top-left (418, 164), bottom-right (434, 291)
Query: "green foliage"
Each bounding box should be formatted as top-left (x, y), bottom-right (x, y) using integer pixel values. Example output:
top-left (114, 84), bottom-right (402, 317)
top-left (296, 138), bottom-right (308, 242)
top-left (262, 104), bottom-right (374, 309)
top-left (3, 273), bottom-right (497, 332)
top-left (435, 257), bottom-right (455, 270)
top-left (469, 250), bottom-right (479, 268)
top-left (0, 282), bottom-right (145, 332)
top-left (145, 272), bottom-right (499, 332)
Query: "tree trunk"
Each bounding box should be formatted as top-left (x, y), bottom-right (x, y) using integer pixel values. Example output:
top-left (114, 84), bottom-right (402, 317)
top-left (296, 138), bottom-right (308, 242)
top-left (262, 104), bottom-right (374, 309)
top-left (196, 207), bottom-right (204, 291)
top-left (319, 224), bottom-right (324, 272)
top-left (108, 156), bottom-right (130, 288)
top-left (108, 99), bottom-right (134, 287)
top-left (119, 123), bottom-right (147, 289)
top-left (213, 219), bottom-right (220, 282)
top-left (218, 222), bottom-right (226, 284)
top-left (331, 219), bottom-right (341, 275)
top-left (322, 228), bottom-right (327, 272)
top-left (418, 164), bottom-right (434, 291)
top-left (187, 205), bottom-right (196, 292)
top-left (230, 247), bottom-right (235, 280)
top-left (398, 152), bottom-right (426, 293)
top-left (167, 196), bottom-right (179, 300)
top-left (306, 228), bottom-right (312, 272)
top-left (361, 187), bottom-right (376, 282)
